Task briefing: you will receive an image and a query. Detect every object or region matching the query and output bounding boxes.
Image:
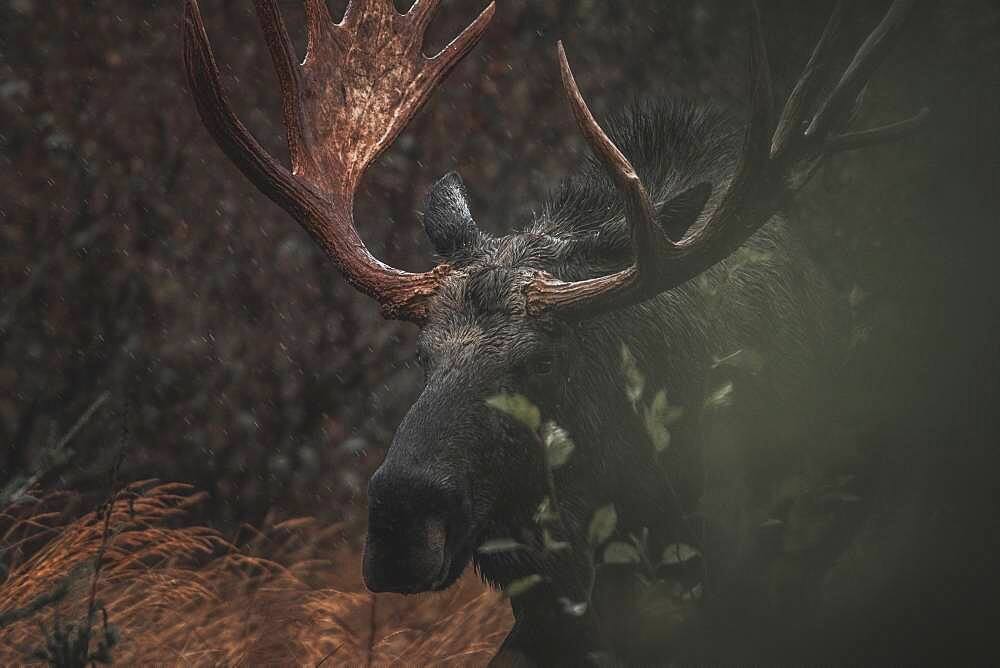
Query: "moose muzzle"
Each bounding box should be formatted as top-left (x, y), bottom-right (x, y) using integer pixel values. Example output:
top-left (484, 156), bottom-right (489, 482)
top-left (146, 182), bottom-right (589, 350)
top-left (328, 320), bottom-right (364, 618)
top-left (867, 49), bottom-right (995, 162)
top-left (363, 468), bottom-right (466, 593)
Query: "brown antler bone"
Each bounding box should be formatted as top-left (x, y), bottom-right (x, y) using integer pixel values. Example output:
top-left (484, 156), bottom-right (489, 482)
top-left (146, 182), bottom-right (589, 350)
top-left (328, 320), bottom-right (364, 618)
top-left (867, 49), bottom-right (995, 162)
top-left (525, 1), bottom-right (927, 321)
top-left (183, 0), bottom-right (495, 322)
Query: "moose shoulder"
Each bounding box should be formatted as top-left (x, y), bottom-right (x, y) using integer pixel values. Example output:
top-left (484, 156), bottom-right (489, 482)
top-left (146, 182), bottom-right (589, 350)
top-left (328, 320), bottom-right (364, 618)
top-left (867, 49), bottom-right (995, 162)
top-left (183, 0), bottom-right (924, 664)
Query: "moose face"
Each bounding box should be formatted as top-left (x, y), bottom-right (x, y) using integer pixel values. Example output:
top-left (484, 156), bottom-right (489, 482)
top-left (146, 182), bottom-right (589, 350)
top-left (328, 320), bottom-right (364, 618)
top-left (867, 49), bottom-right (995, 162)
top-left (185, 0), bottom-right (923, 607)
top-left (187, 1), bottom-right (922, 662)
top-left (363, 175), bottom-right (574, 593)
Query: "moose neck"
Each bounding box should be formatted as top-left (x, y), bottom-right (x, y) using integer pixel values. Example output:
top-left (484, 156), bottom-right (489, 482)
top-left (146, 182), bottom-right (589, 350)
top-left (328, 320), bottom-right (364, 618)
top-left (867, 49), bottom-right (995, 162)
top-left (558, 297), bottom-right (710, 534)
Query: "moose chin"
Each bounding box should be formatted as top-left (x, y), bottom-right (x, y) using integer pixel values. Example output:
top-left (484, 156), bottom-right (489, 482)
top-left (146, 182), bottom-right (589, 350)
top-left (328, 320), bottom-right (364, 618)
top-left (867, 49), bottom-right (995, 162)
top-left (184, 0), bottom-right (924, 664)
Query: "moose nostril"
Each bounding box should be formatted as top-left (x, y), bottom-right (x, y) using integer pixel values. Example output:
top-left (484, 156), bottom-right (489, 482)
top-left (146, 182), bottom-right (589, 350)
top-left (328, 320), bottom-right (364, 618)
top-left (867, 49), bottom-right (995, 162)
top-left (363, 515), bottom-right (448, 592)
top-left (425, 517), bottom-right (447, 552)
top-left (364, 470), bottom-right (464, 592)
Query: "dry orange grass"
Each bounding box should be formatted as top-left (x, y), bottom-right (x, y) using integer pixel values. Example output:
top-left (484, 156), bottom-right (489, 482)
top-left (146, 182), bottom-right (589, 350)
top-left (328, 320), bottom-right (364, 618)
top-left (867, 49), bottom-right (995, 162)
top-left (0, 482), bottom-right (511, 665)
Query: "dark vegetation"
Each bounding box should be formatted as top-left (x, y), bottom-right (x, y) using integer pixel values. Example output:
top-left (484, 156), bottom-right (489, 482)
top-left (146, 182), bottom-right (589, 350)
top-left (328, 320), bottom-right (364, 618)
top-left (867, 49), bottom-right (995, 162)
top-left (2, 0), bottom-right (999, 664)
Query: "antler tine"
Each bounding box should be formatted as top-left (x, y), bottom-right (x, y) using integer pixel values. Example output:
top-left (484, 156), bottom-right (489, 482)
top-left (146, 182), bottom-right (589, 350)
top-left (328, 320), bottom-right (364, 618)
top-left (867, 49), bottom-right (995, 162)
top-left (527, 2), bottom-right (924, 321)
top-left (183, 0), bottom-right (313, 220)
top-left (409, 0), bottom-right (443, 32)
top-left (428, 3), bottom-right (496, 69)
top-left (557, 43), bottom-right (665, 272)
top-left (524, 11), bottom-right (774, 320)
top-left (825, 106), bottom-right (929, 152)
top-left (253, 0), bottom-right (306, 171)
top-left (681, 1), bottom-right (775, 252)
top-left (771, 0), bottom-right (844, 159)
top-left (341, 0), bottom-right (395, 25)
top-left (524, 43), bottom-right (708, 319)
top-left (184, 0), bottom-right (495, 322)
top-left (805, 0), bottom-right (916, 140)
top-left (748, 2), bottom-right (776, 139)
top-left (303, 0), bottom-right (336, 60)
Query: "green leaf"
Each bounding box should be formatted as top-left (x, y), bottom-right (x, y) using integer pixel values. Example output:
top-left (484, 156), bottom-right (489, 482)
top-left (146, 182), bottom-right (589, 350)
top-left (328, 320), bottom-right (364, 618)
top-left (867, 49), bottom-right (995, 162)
top-left (541, 421), bottom-right (575, 468)
top-left (682, 582), bottom-right (704, 602)
top-left (557, 597), bottom-right (588, 617)
top-left (588, 504), bottom-right (617, 546)
top-left (505, 574), bottom-right (543, 597)
top-left (704, 380), bottom-right (734, 410)
top-left (542, 528), bottom-right (570, 552)
top-left (603, 541), bottom-right (642, 564)
top-left (643, 390), bottom-right (685, 453)
top-left (620, 344), bottom-right (645, 405)
top-left (533, 496), bottom-right (558, 525)
top-left (486, 393), bottom-right (541, 432)
top-left (646, 420), bottom-right (670, 453)
top-left (661, 543), bottom-right (701, 566)
top-left (477, 538), bottom-right (527, 555)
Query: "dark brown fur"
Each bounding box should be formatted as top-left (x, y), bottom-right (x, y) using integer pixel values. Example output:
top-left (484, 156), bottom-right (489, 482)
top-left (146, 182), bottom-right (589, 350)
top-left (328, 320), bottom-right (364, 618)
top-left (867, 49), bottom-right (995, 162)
top-left (364, 99), bottom-right (844, 665)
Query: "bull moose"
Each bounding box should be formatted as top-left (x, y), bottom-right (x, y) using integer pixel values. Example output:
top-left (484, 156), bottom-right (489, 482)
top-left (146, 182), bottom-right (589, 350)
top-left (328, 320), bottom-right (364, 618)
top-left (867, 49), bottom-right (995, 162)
top-left (182, 0), bottom-right (922, 664)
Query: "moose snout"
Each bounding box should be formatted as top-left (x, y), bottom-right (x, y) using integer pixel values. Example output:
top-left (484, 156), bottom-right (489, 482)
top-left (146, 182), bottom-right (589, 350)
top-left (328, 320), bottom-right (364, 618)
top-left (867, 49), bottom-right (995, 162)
top-left (363, 468), bottom-right (467, 593)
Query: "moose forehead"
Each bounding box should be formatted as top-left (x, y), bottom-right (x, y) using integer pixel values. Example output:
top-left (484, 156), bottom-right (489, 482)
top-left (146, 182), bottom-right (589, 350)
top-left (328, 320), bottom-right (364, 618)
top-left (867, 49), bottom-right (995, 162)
top-left (434, 264), bottom-right (529, 329)
top-left (420, 235), bottom-right (561, 355)
top-left (440, 233), bottom-right (561, 313)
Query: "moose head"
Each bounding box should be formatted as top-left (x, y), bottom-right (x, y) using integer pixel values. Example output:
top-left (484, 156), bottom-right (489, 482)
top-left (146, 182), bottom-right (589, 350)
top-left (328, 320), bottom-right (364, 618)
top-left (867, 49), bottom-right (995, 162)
top-left (184, 0), bottom-right (924, 660)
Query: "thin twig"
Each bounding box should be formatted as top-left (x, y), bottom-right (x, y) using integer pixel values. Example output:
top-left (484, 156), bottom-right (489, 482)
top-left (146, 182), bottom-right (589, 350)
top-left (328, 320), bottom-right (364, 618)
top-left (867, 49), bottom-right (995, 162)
top-left (365, 592), bottom-right (377, 668)
top-left (0, 392), bottom-right (111, 508)
top-left (81, 399), bottom-right (130, 660)
top-left (314, 642), bottom-right (343, 667)
top-left (56, 392), bottom-right (111, 456)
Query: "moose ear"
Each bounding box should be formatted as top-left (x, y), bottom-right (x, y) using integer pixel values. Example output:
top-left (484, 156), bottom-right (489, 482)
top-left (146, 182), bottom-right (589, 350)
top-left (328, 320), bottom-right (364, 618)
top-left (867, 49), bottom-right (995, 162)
top-left (422, 171), bottom-right (482, 258)
top-left (657, 182), bottom-right (713, 242)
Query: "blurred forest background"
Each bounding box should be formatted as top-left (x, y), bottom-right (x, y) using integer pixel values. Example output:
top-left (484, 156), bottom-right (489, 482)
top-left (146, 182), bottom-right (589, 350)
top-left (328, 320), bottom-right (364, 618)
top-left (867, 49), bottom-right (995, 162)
top-left (2, 0), bottom-right (999, 663)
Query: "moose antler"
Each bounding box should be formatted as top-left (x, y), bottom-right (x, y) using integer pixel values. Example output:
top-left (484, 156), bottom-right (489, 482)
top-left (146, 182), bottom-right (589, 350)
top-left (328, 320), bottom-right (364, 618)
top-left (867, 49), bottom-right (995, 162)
top-left (525, 1), bottom-right (927, 320)
top-left (183, 0), bottom-right (495, 322)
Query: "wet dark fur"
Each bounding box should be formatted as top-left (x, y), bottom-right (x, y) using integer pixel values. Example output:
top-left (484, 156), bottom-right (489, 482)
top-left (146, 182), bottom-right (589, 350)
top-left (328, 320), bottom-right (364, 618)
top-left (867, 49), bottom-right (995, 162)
top-left (367, 99), bottom-right (843, 665)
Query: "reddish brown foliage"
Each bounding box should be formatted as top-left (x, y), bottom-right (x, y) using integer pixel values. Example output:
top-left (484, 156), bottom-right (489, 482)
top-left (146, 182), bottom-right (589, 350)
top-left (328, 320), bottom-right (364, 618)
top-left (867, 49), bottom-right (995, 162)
top-left (0, 483), bottom-right (511, 665)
